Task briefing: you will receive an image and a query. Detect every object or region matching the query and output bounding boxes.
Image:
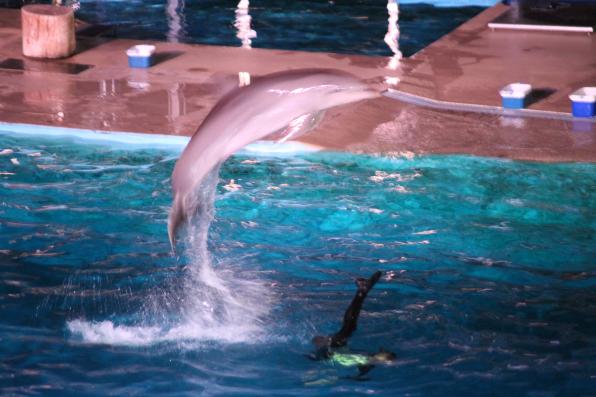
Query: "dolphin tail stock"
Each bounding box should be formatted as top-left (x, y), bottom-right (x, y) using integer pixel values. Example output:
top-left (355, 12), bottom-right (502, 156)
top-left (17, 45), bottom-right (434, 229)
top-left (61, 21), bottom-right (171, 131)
top-left (168, 193), bottom-right (186, 254)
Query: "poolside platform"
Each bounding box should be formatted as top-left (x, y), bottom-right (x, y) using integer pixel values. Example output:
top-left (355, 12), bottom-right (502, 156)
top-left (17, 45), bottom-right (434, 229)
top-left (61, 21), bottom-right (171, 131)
top-left (0, 3), bottom-right (594, 162)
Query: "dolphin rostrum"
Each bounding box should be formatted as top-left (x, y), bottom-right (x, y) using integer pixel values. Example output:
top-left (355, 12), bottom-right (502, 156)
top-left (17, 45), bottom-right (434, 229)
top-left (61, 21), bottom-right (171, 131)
top-left (168, 68), bottom-right (378, 249)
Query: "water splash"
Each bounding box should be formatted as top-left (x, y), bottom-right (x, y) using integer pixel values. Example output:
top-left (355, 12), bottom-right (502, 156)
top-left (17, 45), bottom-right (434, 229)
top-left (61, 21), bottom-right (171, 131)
top-left (178, 165), bottom-right (271, 340)
top-left (68, 165), bottom-right (272, 347)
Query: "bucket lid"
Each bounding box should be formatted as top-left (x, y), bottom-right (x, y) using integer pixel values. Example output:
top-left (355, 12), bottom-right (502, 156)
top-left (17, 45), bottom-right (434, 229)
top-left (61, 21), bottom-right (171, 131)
top-left (499, 83), bottom-right (532, 98)
top-left (569, 87), bottom-right (596, 103)
top-left (126, 44), bottom-right (156, 57)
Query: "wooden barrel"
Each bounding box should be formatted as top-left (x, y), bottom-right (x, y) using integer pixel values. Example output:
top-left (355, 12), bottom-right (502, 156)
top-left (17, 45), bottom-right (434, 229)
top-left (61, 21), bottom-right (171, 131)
top-left (21, 5), bottom-right (75, 59)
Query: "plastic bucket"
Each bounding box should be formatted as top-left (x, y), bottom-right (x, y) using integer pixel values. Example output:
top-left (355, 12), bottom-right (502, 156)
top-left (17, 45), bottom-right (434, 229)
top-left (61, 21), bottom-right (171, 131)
top-left (126, 44), bottom-right (156, 68)
top-left (569, 87), bottom-right (596, 118)
top-left (500, 83), bottom-right (532, 109)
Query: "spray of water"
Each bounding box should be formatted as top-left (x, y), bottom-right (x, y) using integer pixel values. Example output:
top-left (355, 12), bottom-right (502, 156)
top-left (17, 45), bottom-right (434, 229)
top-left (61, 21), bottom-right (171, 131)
top-left (176, 165), bottom-right (271, 341)
top-left (68, 165), bottom-right (272, 347)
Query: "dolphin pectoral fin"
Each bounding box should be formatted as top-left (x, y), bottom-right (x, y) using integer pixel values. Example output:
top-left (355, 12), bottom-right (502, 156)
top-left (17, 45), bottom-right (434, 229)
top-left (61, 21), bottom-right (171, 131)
top-left (167, 194), bottom-right (186, 254)
top-left (270, 111), bottom-right (326, 144)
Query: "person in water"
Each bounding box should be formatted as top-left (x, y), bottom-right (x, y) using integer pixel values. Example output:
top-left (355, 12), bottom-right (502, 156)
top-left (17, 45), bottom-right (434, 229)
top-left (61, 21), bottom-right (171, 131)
top-left (309, 270), bottom-right (396, 378)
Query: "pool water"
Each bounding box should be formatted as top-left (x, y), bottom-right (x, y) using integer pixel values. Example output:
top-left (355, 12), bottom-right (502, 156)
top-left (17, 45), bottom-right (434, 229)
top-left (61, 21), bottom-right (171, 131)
top-left (6, 0), bottom-right (490, 56)
top-left (0, 130), bottom-right (595, 395)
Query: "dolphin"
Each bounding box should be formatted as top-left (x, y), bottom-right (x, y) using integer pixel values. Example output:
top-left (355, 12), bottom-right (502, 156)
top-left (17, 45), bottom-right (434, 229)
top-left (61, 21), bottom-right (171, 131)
top-left (168, 68), bottom-right (378, 249)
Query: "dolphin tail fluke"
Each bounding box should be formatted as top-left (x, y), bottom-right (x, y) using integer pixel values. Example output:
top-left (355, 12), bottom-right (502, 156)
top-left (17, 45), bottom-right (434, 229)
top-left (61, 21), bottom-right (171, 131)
top-left (168, 194), bottom-right (186, 254)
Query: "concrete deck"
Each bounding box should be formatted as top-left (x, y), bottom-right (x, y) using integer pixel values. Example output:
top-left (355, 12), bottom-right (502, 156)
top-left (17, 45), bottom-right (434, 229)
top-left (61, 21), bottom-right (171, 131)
top-left (0, 5), bottom-right (594, 162)
top-left (399, 3), bottom-right (596, 113)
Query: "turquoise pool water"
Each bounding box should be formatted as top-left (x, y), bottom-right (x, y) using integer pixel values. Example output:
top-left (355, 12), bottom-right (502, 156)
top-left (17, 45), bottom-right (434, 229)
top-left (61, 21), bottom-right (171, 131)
top-left (0, 130), bottom-right (595, 396)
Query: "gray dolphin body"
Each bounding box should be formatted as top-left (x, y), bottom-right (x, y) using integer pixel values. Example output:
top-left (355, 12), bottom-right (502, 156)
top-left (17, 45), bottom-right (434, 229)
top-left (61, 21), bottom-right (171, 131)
top-left (168, 69), bottom-right (378, 248)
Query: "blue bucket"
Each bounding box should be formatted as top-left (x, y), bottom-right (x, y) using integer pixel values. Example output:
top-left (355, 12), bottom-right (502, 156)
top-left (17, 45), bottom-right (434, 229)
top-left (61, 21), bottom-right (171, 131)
top-left (569, 87), bottom-right (596, 118)
top-left (126, 45), bottom-right (156, 69)
top-left (500, 83), bottom-right (532, 110)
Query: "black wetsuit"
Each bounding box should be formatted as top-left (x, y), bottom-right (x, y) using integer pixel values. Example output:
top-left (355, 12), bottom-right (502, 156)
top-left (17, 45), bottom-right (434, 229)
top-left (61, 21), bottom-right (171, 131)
top-left (311, 270), bottom-right (383, 368)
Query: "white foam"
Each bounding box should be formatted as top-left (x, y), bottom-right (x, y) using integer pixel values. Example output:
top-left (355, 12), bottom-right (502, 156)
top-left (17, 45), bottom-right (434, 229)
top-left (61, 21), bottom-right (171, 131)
top-left (67, 318), bottom-right (264, 346)
top-left (68, 320), bottom-right (161, 346)
top-left (67, 255), bottom-right (272, 347)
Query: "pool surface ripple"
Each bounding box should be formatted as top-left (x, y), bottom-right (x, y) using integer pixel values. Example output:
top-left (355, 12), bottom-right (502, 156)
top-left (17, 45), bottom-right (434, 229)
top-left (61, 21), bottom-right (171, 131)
top-left (0, 132), bottom-right (594, 396)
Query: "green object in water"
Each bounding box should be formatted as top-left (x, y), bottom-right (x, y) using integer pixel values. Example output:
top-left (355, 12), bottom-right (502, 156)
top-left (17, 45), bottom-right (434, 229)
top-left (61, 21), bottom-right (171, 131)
top-left (330, 353), bottom-right (369, 367)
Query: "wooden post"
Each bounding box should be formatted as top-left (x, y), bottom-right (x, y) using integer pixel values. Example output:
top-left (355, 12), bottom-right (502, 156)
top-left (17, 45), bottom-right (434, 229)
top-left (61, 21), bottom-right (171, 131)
top-left (21, 5), bottom-right (75, 59)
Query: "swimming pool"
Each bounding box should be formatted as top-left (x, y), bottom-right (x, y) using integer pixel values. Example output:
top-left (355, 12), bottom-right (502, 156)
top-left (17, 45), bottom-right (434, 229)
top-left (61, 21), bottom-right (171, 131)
top-left (5, 0), bottom-right (491, 56)
top-left (1, 127), bottom-right (594, 395)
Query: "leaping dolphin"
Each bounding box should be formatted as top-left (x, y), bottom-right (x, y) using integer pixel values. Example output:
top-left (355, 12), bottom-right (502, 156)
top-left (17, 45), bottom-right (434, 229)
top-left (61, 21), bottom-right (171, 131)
top-left (168, 68), bottom-right (378, 249)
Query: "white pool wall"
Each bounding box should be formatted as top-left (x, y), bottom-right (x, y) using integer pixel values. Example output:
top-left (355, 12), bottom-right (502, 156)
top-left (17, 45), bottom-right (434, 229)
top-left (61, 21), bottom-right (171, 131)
top-left (0, 122), bottom-right (322, 155)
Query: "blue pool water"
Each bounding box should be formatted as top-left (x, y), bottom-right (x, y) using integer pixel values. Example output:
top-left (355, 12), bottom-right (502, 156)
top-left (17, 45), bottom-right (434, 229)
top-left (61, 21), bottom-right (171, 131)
top-left (6, 0), bottom-right (492, 56)
top-left (0, 129), bottom-right (595, 396)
